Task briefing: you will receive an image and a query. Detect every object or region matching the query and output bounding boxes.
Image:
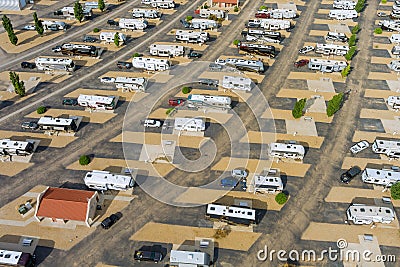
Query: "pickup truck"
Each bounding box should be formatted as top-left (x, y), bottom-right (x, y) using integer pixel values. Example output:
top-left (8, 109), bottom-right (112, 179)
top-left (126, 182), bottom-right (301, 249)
top-left (143, 119), bottom-right (162, 128)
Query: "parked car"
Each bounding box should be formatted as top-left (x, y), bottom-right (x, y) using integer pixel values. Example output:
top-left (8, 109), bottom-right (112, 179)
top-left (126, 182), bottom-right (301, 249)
top-left (377, 12), bottom-right (387, 17)
top-left (231, 169), bottom-right (248, 179)
top-left (53, 10), bottom-right (63, 16)
top-left (298, 46), bottom-right (314, 54)
top-left (134, 250), bottom-right (162, 263)
top-left (168, 98), bottom-right (185, 106)
top-left (117, 61), bottom-right (132, 69)
top-left (143, 119), bottom-right (162, 128)
top-left (340, 166), bottom-right (361, 184)
top-left (294, 59), bottom-right (309, 68)
top-left (62, 99), bottom-right (78, 106)
top-left (49, 24), bottom-right (60, 31)
top-left (22, 25), bottom-right (35, 30)
top-left (21, 121), bottom-right (38, 130)
top-left (187, 51), bottom-right (202, 59)
top-left (107, 19), bottom-right (119, 26)
top-left (101, 213), bottom-right (121, 229)
top-left (100, 77), bottom-right (116, 83)
top-left (83, 36), bottom-right (97, 43)
top-left (349, 140), bottom-right (369, 154)
top-left (220, 177), bottom-right (239, 187)
top-left (52, 45), bottom-right (62, 53)
top-left (180, 19), bottom-right (191, 28)
top-left (198, 78), bottom-right (219, 86)
top-left (21, 62), bottom-right (36, 69)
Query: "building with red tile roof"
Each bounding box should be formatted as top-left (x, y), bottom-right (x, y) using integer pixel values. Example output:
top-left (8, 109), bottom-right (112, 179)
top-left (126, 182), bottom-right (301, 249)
top-left (34, 187), bottom-right (99, 227)
top-left (209, 0), bottom-right (239, 8)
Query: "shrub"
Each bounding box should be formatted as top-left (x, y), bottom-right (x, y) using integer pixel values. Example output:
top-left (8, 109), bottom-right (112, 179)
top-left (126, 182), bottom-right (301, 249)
top-left (203, 3), bottom-right (208, 9)
top-left (79, 155), bottom-right (91, 165)
top-left (382, 0), bottom-right (387, 3)
top-left (348, 34), bottom-right (357, 46)
top-left (233, 39), bottom-right (240, 46)
top-left (36, 106), bottom-right (46, 114)
top-left (93, 27), bottom-right (100, 33)
top-left (182, 86), bottom-right (191, 94)
top-left (341, 64), bottom-right (351, 78)
top-left (326, 93), bottom-right (344, 117)
top-left (259, 5), bottom-right (267, 10)
top-left (391, 182), bottom-right (400, 200)
top-left (275, 192), bottom-right (288, 205)
top-left (186, 15), bottom-right (193, 21)
top-left (292, 98), bottom-right (306, 119)
top-left (355, 1), bottom-right (364, 12)
top-left (374, 28), bottom-right (383, 34)
top-left (213, 226), bottom-right (231, 239)
top-left (233, 6), bottom-right (239, 12)
top-left (351, 24), bottom-right (360, 34)
top-left (166, 107), bottom-right (174, 115)
top-left (133, 52), bottom-right (142, 57)
top-left (345, 46), bottom-right (357, 61)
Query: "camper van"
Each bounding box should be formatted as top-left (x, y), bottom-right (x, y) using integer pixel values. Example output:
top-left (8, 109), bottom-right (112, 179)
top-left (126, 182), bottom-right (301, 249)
top-left (333, 0), bottom-right (356, 9)
top-left (187, 94), bottom-right (231, 109)
top-left (141, 0), bottom-right (175, 8)
top-left (0, 139), bottom-right (35, 156)
top-left (132, 8), bottom-right (161, 18)
top-left (308, 58), bottom-right (347, 72)
top-left (346, 197), bottom-right (396, 225)
top-left (114, 77), bottom-right (147, 91)
top-left (84, 170), bottom-right (134, 191)
top-left (315, 43), bottom-right (349, 56)
top-left (99, 32), bottom-right (126, 44)
top-left (132, 57), bottom-right (170, 71)
top-left (174, 118), bottom-right (205, 132)
top-left (361, 166), bottom-right (400, 187)
top-left (328, 10), bottom-right (358, 20)
top-left (221, 76), bottom-right (252, 91)
top-left (149, 44), bottom-right (184, 57)
top-left (190, 18), bottom-right (217, 30)
top-left (175, 30), bottom-right (209, 43)
top-left (252, 168), bottom-right (283, 194)
top-left (77, 94), bottom-right (117, 110)
top-left (119, 18), bottom-right (148, 30)
top-left (372, 138), bottom-right (400, 158)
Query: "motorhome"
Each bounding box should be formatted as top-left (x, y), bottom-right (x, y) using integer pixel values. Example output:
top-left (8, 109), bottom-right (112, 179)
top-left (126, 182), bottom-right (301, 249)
top-left (380, 20), bottom-right (400, 32)
top-left (308, 58), bottom-right (347, 72)
top-left (346, 197), bottom-right (396, 225)
top-left (132, 57), bottom-right (170, 71)
top-left (191, 18), bottom-right (217, 30)
top-left (315, 43), bottom-right (349, 56)
top-left (132, 8), bottom-right (161, 18)
top-left (221, 76), bottom-right (252, 91)
top-left (99, 32), bottom-right (126, 44)
top-left (0, 139), bottom-right (35, 156)
top-left (269, 142), bottom-right (305, 160)
top-left (268, 8), bottom-right (297, 19)
top-left (333, 0), bottom-right (356, 9)
top-left (245, 34), bottom-right (281, 43)
top-left (60, 44), bottom-right (98, 57)
top-left (141, 0), bottom-right (175, 8)
top-left (388, 60), bottom-right (400, 71)
top-left (372, 138), bottom-right (400, 158)
top-left (206, 203), bottom-right (256, 225)
top-left (77, 94), bottom-right (117, 110)
top-left (246, 29), bottom-right (281, 40)
top-left (328, 10), bottom-right (358, 20)
top-left (170, 250), bottom-right (211, 267)
top-left (238, 42), bottom-right (276, 57)
top-left (187, 94), bottom-right (232, 109)
top-left (215, 57), bottom-right (265, 73)
top-left (252, 168), bottom-right (283, 194)
top-left (199, 8), bottom-right (225, 19)
top-left (37, 117), bottom-right (78, 132)
top-left (60, 6), bottom-right (92, 19)
top-left (361, 166), bottom-right (400, 187)
top-left (391, 45), bottom-right (400, 55)
top-left (114, 77), bottom-right (148, 91)
top-left (42, 20), bottom-right (67, 31)
top-left (119, 18), bottom-right (148, 30)
top-left (84, 170), bottom-right (134, 191)
top-left (387, 95), bottom-right (400, 110)
top-left (261, 19), bottom-right (291, 30)
top-left (174, 117), bottom-right (205, 132)
top-left (149, 44), bottom-right (184, 57)
top-left (175, 30), bottom-right (209, 43)
top-left (35, 57), bottom-right (75, 72)
top-left (325, 31), bottom-right (348, 42)
top-left (390, 34), bottom-right (400, 44)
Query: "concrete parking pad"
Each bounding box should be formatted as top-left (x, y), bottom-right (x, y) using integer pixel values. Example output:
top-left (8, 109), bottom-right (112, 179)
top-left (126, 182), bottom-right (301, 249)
top-left (306, 96), bottom-right (327, 113)
top-left (315, 19), bottom-right (358, 27)
top-left (302, 222), bottom-right (400, 247)
top-left (265, 109), bottom-right (333, 123)
top-left (328, 23), bottom-right (351, 33)
top-left (277, 3), bottom-right (298, 10)
top-left (25, 109), bottom-right (117, 124)
top-left (343, 235), bottom-right (385, 267)
top-left (386, 79), bottom-right (400, 92)
top-left (286, 118), bottom-right (319, 136)
top-left (0, 130), bottom-right (77, 148)
top-left (307, 78), bottom-right (336, 92)
top-left (352, 130), bottom-right (400, 143)
top-left (381, 118), bottom-right (400, 134)
top-left (288, 72), bottom-right (345, 83)
top-left (0, 162), bottom-right (34, 176)
top-left (277, 89), bottom-right (336, 100)
top-left (130, 222), bottom-right (261, 251)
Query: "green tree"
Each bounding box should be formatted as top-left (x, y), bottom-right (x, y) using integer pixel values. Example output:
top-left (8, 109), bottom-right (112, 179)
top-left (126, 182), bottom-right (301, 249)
top-left (341, 64), bottom-right (351, 78)
top-left (233, 39), bottom-right (240, 46)
top-left (292, 98), bottom-right (306, 119)
top-left (345, 46), bottom-right (357, 61)
top-left (9, 71), bottom-right (25, 96)
top-left (74, 1), bottom-right (84, 23)
top-left (33, 12), bottom-right (44, 35)
top-left (133, 52), bottom-right (142, 57)
top-left (182, 86), bottom-right (191, 94)
top-left (36, 106), bottom-right (47, 114)
top-left (203, 3), bottom-right (208, 9)
top-left (351, 24), bottom-right (360, 34)
top-left (355, 0), bottom-right (365, 12)
top-left (382, 0), bottom-right (387, 3)
top-left (326, 93), bottom-right (344, 117)
top-left (114, 32), bottom-right (120, 46)
top-left (374, 28), bottom-right (383, 34)
top-left (79, 155), bottom-right (91, 165)
top-left (98, 0), bottom-right (106, 12)
top-left (233, 6), bottom-right (239, 12)
top-left (275, 192), bottom-right (288, 205)
top-left (2, 15), bottom-right (18, 45)
top-left (391, 182), bottom-right (400, 200)
top-left (93, 27), bottom-right (100, 33)
top-left (348, 34), bottom-right (357, 46)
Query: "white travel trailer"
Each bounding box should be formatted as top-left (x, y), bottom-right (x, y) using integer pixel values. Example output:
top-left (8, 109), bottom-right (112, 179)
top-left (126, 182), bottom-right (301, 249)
top-left (141, 0), bottom-right (175, 8)
top-left (132, 8), bottom-right (161, 18)
top-left (268, 9), bottom-right (297, 19)
top-left (247, 29), bottom-right (281, 40)
top-left (132, 57), bottom-right (170, 71)
top-left (0, 139), bottom-right (35, 156)
top-left (119, 18), bottom-right (148, 30)
top-left (221, 75), bottom-right (252, 91)
top-left (333, 0), bottom-right (356, 9)
top-left (372, 138), bottom-right (400, 158)
top-left (215, 58), bottom-right (265, 73)
top-left (42, 20), bottom-right (67, 30)
top-left (77, 94), bottom-right (117, 110)
top-left (261, 19), bottom-right (291, 30)
top-left (328, 10), bottom-right (358, 20)
top-left (187, 94), bottom-right (232, 109)
top-left (199, 9), bottom-right (225, 19)
top-left (361, 166), bottom-right (400, 187)
top-left (206, 203), bottom-right (256, 225)
top-left (149, 44), bottom-right (184, 57)
top-left (174, 117), bottom-right (205, 132)
top-left (84, 1), bottom-right (99, 9)
top-left (114, 77), bottom-right (148, 91)
top-left (387, 96), bottom-right (400, 110)
top-left (315, 43), bottom-right (349, 56)
top-left (190, 18), bottom-right (217, 30)
top-left (99, 32), bottom-right (126, 44)
top-left (325, 31), bottom-right (348, 42)
top-left (84, 170), bottom-right (134, 191)
top-left (346, 197), bottom-right (396, 225)
top-left (252, 168), bottom-right (283, 194)
top-left (389, 60), bottom-right (400, 71)
top-left (170, 250), bottom-right (211, 267)
top-left (390, 34), bottom-right (400, 44)
top-left (308, 58), bottom-right (347, 72)
top-left (35, 57), bottom-right (76, 72)
top-left (380, 20), bottom-right (400, 32)
top-left (392, 45), bottom-right (400, 55)
top-left (175, 30), bottom-right (209, 43)
top-left (60, 6), bottom-right (92, 18)
top-left (37, 117), bottom-right (78, 132)
top-left (269, 142), bottom-right (305, 160)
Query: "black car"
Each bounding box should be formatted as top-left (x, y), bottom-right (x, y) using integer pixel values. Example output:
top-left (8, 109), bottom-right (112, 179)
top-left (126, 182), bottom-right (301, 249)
top-left (83, 36), bottom-right (97, 43)
top-left (187, 51), bottom-right (202, 59)
top-left (53, 10), bottom-right (63, 16)
top-left (340, 166), bottom-right (361, 184)
top-left (101, 213), bottom-right (121, 229)
top-left (134, 250), bottom-right (162, 263)
top-left (21, 62), bottom-right (36, 69)
top-left (117, 61), bottom-right (132, 69)
top-left (62, 99), bottom-right (78, 106)
top-left (107, 19), bottom-right (119, 26)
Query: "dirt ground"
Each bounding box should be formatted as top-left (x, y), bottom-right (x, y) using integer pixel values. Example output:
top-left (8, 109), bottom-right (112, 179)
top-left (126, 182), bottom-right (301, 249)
top-left (288, 72), bottom-right (345, 83)
top-left (64, 88), bottom-right (135, 100)
top-left (0, 162), bottom-right (34, 176)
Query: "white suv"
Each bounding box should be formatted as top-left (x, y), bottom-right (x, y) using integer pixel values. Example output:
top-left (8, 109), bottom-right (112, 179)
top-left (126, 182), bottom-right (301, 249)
top-left (143, 119), bottom-right (162, 128)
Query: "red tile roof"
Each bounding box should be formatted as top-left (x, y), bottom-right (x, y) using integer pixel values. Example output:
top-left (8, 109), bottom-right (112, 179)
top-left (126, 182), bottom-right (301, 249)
top-left (36, 187), bottom-right (96, 222)
top-left (212, 0), bottom-right (238, 3)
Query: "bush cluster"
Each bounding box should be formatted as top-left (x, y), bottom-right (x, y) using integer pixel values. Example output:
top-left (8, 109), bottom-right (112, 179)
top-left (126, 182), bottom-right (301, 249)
top-left (374, 28), bottom-right (383, 34)
top-left (341, 64), bottom-right (351, 78)
top-left (36, 106), bottom-right (47, 114)
top-left (93, 28), bottom-right (100, 33)
top-left (326, 93), bottom-right (344, 117)
top-left (292, 98), bottom-right (306, 119)
top-left (182, 86), bottom-right (191, 94)
top-left (275, 192), bottom-right (288, 205)
top-left (345, 46), bottom-right (357, 61)
top-left (79, 155), bottom-right (91, 165)
top-left (391, 183), bottom-right (400, 199)
top-left (355, 0), bottom-right (365, 12)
